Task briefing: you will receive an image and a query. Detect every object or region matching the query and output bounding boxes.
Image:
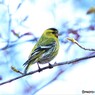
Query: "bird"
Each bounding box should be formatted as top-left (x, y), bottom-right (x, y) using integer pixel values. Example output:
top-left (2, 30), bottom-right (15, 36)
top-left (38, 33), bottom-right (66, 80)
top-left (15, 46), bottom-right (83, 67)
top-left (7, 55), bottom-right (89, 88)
top-left (23, 28), bottom-right (59, 74)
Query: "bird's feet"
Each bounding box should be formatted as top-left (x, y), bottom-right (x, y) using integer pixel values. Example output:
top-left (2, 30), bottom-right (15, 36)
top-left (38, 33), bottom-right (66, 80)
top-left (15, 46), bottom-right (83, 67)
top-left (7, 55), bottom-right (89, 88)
top-left (37, 63), bottom-right (42, 72)
top-left (48, 63), bottom-right (53, 69)
top-left (38, 67), bottom-right (42, 72)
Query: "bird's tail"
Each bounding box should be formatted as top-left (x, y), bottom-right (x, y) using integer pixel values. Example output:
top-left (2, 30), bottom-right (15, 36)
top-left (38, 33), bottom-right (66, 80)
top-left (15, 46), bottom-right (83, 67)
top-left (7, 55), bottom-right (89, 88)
top-left (23, 59), bottom-right (31, 74)
top-left (24, 64), bottom-right (29, 74)
top-left (23, 59), bottom-right (35, 74)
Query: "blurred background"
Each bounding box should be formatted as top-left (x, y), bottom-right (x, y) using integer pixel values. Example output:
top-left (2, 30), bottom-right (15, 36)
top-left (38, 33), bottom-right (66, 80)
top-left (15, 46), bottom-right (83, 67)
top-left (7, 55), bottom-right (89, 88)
top-left (0, 0), bottom-right (95, 95)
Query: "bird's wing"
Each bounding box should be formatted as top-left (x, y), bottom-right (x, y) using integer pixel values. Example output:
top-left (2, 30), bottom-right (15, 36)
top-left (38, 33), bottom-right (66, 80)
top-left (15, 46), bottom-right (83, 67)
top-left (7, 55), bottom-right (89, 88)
top-left (23, 42), bottom-right (55, 66)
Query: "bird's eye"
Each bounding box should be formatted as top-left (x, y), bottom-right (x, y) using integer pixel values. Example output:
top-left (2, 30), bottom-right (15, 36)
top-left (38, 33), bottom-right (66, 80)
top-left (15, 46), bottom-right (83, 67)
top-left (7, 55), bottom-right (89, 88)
top-left (52, 31), bottom-right (56, 34)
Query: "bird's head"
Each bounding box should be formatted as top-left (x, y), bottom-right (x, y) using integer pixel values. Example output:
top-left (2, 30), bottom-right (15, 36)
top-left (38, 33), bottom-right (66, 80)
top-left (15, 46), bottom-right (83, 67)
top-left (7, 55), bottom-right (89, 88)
top-left (44, 28), bottom-right (59, 38)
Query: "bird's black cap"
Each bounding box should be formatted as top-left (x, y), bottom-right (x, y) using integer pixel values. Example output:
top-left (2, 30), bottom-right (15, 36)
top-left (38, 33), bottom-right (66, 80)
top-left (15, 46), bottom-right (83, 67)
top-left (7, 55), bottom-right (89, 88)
top-left (47, 28), bottom-right (58, 31)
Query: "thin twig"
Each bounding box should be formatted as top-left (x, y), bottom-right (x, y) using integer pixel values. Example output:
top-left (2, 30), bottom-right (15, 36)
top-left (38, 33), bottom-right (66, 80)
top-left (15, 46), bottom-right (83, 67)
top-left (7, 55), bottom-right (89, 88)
top-left (0, 54), bottom-right (95, 86)
top-left (67, 38), bottom-right (95, 51)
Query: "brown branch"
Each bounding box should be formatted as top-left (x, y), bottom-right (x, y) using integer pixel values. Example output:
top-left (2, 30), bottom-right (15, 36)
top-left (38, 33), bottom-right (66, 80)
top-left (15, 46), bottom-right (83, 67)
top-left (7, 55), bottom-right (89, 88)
top-left (0, 54), bottom-right (95, 86)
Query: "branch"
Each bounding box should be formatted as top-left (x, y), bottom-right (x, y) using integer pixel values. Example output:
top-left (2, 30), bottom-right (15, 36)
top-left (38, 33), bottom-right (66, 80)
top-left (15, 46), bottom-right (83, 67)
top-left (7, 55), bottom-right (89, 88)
top-left (0, 38), bottom-right (38, 51)
top-left (67, 38), bottom-right (95, 51)
top-left (0, 54), bottom-right (95, 86)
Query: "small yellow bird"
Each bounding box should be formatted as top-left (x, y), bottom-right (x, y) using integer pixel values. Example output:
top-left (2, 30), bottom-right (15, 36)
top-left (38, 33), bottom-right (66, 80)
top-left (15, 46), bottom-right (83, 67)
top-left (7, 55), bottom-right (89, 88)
top-left (23, 28), bottom-right (59, 74)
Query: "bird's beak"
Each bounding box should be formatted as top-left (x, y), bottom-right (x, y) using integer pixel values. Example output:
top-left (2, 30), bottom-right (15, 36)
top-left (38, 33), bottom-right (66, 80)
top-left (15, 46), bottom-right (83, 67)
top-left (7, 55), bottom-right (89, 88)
top-left (55, 33), bottom-right (60, 38)
top-left (56, 33), bottom-right (61, 38)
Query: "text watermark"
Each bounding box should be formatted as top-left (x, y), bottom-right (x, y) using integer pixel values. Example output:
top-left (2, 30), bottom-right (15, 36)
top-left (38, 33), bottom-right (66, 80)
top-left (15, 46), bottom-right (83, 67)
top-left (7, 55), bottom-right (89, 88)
top-left (82, 90), bottom-right (95, 94)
